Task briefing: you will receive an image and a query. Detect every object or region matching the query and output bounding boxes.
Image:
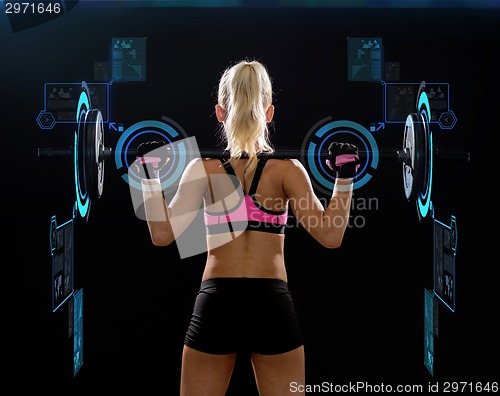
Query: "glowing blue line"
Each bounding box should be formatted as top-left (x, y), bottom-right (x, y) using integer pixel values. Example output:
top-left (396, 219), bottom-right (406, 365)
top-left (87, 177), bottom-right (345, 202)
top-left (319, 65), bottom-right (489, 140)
top-left (74, 132), bottom-right (89, 218)
top-left (417, 91), bottom-right (431, 124)
top-left (434, 293), bottom-right (455, 313)
top-left (53, 293), bottom-right (74, 313)
top-left (434, 218), bottom-right (448, 228)
top-left (417, 92), bottom-right (432, 218)
top-left (74, 89), bottom-right (91, 218)
top-left (58, 218), bottom-right (73, 228)
top-left (76, 92), bottom-right (90, 122)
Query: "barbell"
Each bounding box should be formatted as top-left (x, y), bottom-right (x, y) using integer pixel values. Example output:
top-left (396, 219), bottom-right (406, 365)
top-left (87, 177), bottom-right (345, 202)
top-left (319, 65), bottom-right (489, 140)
top-left (37, 81), bottom-right (470, 222)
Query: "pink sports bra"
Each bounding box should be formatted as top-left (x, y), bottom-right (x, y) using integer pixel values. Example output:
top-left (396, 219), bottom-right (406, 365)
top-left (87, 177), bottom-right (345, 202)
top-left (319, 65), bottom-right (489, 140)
top-left (204, 157), bottom-right (288, 235)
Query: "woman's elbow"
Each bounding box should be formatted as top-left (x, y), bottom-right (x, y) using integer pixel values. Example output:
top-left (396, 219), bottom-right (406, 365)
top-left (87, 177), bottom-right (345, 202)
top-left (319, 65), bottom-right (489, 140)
top-left (149, 225), bottom-right (174, 246)
top-left (151, 235), bottom-right (172, 246)
top-left (319, 231), bottom-right (344, 249)
top-left (321, 238), bottom-right (342, 249)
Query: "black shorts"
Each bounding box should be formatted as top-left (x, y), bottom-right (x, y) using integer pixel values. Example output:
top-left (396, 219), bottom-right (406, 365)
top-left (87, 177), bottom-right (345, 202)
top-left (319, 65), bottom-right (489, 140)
top-left (184, 277), bottom-right (304, 355)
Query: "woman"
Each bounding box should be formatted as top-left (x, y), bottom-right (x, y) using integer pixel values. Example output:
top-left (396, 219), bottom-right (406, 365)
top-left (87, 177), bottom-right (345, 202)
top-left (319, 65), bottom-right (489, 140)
top-left (139, 59), bottom-right (359, 395)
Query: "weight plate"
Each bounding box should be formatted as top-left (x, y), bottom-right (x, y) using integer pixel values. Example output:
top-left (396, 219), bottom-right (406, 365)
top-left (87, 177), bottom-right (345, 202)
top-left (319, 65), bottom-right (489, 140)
top-left (77, 101), bottom-right (88, 200)
top-left (403, 113), bottom-right (426, 202)
top-left (75, 82), bottom-right (92, 221)
top-left (402, 114), bottom-right (415, 201)
top-left (84, 108), bottom-right (104, 201)
top-left (415, 84), bottom-right (433, 221)
top-left (96, 111), bottom-right (105, 199)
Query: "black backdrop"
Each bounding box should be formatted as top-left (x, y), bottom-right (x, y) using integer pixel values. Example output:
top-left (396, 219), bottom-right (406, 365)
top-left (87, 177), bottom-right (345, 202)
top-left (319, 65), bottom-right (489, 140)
top-left (5, 3), bottom-right (497, 394)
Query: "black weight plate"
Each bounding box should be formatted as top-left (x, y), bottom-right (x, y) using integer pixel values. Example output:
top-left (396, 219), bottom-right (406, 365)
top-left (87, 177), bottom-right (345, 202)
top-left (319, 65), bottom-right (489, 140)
top-left (403, 113), bottom-right (426, 202)
top-left (84, 108), bottom-right (104, 201)
top-left (77, 107), bottom-right (88, 200)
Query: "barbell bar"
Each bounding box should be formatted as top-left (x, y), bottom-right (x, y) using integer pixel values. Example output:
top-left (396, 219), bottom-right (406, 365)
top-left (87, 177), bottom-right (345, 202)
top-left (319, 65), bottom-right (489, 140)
top-left (37, 147), bottom-right (470, 162)
top-left (36, 80), bottom-right (470, 222)
top-left (38, 147), bottom-right (399, 160)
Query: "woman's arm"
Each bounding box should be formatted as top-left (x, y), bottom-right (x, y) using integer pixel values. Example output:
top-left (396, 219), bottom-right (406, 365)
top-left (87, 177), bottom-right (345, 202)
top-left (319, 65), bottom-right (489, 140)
top-left (142, 158), bottom-right (208, 246)
top-left (283, 159), bottom-right (353, 248)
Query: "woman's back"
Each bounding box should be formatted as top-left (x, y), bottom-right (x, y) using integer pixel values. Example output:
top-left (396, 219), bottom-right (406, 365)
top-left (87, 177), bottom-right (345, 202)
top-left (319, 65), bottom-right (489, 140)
top-left (202, 157), bottom-right (291, 282)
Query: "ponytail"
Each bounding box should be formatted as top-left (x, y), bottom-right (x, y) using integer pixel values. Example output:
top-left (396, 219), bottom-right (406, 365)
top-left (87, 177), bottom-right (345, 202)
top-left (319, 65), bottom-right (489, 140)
top-left (217, 60), bottom-right (274, 180)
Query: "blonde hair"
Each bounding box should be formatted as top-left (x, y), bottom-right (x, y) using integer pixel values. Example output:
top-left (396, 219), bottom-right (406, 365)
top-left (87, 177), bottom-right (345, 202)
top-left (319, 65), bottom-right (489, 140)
top-left (217, 59), bottom-right (274, 178)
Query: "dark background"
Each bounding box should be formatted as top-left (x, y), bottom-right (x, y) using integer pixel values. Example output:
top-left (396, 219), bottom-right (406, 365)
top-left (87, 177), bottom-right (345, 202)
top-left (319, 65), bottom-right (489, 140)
top-left (5, 1), bottom-right (497, 393)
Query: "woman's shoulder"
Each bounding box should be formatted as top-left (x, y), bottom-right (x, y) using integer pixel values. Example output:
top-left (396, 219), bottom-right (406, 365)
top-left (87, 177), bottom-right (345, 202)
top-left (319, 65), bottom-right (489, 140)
top-left (267, 158), bottom-right (305, 171)
top-left (192, 156), bottom-right (304, 174)
top-left (199, 157), bottom-right (224, 173)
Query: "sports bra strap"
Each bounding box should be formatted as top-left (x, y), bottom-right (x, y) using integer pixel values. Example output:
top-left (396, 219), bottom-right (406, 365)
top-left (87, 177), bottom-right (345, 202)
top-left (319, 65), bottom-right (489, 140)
top-left (220, 157), bottom-right (268, 195)
top-left (221, 159), bottom-right (236, 176)
top-left (248, 157), bottom-right (268, 196)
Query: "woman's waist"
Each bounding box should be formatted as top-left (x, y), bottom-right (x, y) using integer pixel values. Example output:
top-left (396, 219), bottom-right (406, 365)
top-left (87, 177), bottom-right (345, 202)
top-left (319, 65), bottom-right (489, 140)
top-left (203, 254), bottom-right (287, 282)
top-left (198, 277), bottom-right (290, 294)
